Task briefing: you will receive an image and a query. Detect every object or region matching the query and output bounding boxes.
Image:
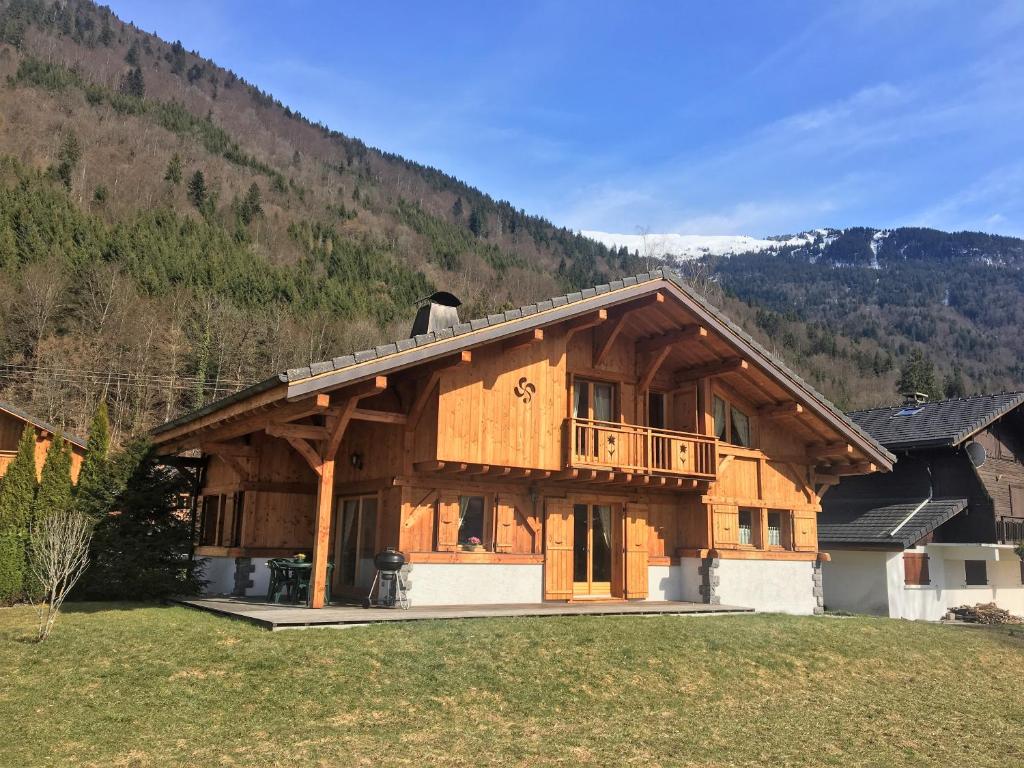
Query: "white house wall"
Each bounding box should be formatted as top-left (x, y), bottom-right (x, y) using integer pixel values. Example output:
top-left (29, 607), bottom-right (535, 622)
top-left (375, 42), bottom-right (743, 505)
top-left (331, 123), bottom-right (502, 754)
top-left (713, 558), bottom-right (817, 615)
top-left (822, 550), bottom-right (891, 615)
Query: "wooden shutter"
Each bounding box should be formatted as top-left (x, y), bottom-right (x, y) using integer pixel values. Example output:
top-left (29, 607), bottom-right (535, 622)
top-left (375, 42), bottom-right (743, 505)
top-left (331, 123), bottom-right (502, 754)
top-left (791, 510), bottom-right (817, 551)
top-left (623, 503), bottom-right (649, 599)
top-left (712, 505), bottom-right (738, 547)
top-left (495, 497), bottom-right (516, 553)
top-left (543, 498), bottom-right (573, 600)
top-left (435, 493), bottom-right (460, 551)
top-left (904, 553), bottom-right (930, 585)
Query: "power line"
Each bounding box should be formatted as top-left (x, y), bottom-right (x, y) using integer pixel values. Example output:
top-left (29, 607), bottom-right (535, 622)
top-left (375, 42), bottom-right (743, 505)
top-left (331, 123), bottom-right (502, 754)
top-left (0, 364), bottom-right (254, 393)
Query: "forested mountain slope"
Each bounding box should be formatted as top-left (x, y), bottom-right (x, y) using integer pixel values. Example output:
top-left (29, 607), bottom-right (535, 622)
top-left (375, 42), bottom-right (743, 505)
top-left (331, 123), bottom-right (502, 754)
top-left (0, 0), bottom-right (1017, 443)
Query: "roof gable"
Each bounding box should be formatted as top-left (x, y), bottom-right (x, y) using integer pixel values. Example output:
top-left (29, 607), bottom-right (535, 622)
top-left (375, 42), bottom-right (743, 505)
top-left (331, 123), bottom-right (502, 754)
top-left (848, 392), bottom-right (1024, 450)
top-left (819, 497), bottom-right (968, 548)
top-left (0, 401), bottom-right (87, 449)
top-left (152, 269), bottom-right (895, 469)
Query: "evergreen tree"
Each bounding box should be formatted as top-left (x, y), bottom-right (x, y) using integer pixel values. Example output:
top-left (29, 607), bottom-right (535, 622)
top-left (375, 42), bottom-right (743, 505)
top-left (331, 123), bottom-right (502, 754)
top-left (51, 131), bottom-right (81, 189)
top-left (451, 196), bottom-right (463, 219)
top-left (468, 206), bottom-right (485, 237)
top-left (897, 350), bottom-right (939, 400)
top-left (164, 153), bottom-right (183, 185)
top-left (187, 169), bottom-right (207, 209)
top-left (0, 426), bottom-right (38, 603)
top-left (239, 182), bottom-right (263, 225)
top-left (76, 402), bottom-right (110, 519)
top-left (943, 366), bottom-right (967, 399)
top-left (75, 440), bottom-right (203, 600)
top-left (124, 41), bottom-right (140, 66)
top-left (34, 438), bottom-right (72, 525)
top-left (119, 66), bottom-right (145, 98)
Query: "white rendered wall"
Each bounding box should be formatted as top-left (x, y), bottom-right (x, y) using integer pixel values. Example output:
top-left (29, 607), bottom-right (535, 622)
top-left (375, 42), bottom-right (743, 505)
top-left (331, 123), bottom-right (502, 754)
top-left (406, 563), bottom-right (543, 606)
top-left (199, 556), bottom-right (272, 598)
top-left (822, 550), bottom-right (890, 615)
top-left (677, 557), bottom-right (704, 603)
top-left (887, 546), bottom-right (1024, 621)
top-left (714, 558), bottom-right (817, 615)
top-left (199, 556), bottom-right (235, 595)
top-left (648, 564), bottom-right (683, 601)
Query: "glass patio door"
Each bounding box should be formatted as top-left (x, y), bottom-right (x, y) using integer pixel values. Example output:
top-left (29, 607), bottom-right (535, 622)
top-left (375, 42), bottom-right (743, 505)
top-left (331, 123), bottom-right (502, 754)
top-left (573, 379), bottom-right (616, 457)
top-left (333, 496), bottom-right (378, 595)
top-left (572, 503), bottom-right (613, 596)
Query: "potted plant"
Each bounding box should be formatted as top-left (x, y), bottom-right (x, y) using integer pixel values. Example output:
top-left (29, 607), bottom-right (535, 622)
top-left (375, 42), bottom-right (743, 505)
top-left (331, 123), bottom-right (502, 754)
top-left (461, 536), bottom-right (484, 552)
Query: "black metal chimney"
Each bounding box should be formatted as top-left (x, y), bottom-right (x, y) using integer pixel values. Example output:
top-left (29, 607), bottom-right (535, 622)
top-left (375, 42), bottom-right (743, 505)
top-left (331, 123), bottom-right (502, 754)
top-left (411, 291), bottom-right (461, 336)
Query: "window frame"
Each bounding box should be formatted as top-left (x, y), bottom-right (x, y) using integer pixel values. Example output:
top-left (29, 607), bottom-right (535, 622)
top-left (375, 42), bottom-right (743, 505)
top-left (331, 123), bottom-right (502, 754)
top-left (572, 377), bottom-right (619, 423)
top-left (457, 494), bottom-right (489, 548)
top-left (198, 492), bottom-right (244, 548)
top-left (710, 387), bottom-right (756, 448)
top-left (737, 507), bottom-right (757, 547)
top-left (964, 559), bottom-right (988, 586)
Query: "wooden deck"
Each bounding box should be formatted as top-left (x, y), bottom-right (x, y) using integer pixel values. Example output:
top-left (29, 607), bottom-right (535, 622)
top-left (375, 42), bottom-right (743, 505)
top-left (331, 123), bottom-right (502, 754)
top-left (170, 596), bottom-right (752, 630)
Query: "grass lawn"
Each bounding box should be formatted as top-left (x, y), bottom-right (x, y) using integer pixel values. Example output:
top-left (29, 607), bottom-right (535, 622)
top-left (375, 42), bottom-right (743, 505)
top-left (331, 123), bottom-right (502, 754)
top-left (1, 604), bottom-right (1023, 767)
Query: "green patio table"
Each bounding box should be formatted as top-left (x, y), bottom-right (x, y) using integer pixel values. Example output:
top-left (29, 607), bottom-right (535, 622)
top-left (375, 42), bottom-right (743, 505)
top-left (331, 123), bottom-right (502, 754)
top-left (266, 558), bottom-right (333, 606)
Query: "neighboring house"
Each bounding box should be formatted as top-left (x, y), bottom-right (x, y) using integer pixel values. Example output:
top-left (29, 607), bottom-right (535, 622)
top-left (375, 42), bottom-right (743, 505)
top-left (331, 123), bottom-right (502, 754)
top-left (151, 270), bottom-right (892, 613)
top-left (820, 392), bottom-right (1024, 620)
top-left (0, 401), bottom-right (85, 482)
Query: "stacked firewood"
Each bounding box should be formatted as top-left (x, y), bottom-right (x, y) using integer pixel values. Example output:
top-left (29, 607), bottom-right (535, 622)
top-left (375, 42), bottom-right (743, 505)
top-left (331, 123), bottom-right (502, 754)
top-left (949, 603), bottom-right (1024, 625)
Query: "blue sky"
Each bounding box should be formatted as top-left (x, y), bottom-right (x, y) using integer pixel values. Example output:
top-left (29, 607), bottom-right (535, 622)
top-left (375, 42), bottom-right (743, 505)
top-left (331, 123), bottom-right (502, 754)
top-left (111, 1), bottom-right (1024, 237)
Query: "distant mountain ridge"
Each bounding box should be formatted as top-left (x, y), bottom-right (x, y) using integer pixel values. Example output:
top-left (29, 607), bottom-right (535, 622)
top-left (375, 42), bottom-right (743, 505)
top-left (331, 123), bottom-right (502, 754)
top-left (585, 227), bottom-right (1024, 267)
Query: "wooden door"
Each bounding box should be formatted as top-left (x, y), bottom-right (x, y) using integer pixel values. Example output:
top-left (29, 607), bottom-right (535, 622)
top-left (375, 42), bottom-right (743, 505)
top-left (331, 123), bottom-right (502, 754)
top-left (543, 498), bottom-right (573, 600)
top-left (333, 495), bottom-right (379, 596)
top-left (572, 503), bottom-right (614, 596)
top-left (623, 502), bottom-right (649, 599)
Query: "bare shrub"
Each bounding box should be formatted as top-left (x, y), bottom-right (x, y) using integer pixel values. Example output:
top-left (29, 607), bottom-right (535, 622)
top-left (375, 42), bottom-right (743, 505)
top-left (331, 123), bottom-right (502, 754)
top-left (27, 508), bottom-right (93, 642)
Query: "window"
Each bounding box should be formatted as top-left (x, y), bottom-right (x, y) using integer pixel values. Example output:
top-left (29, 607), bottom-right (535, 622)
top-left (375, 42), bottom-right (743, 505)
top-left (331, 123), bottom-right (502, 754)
top-left (965, 560), bottom-right (988, 586)
top-left (648, 392), bottom-right (666, 429)
top-left (767, 511), bottom-right (782, 547)
top-left (334, 496), bottom-right (378, 593)
top-left (712, 394), bottom-right (753, 447)
top-left (458, 495), bottom-right (486, 546)
top-left (574, 378), bottom-right (616, 422)
top-left (197, 492), bottom-right (244, 548)
top-left (738, 508), bottom-right (754, 546)
top-left (904, 553), bottom-right (930, 585)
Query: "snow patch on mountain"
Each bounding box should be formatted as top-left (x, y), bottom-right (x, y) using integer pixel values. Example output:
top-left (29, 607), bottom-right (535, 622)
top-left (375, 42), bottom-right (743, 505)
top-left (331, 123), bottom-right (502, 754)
top-left (581, 230), bottom-right (817, 260)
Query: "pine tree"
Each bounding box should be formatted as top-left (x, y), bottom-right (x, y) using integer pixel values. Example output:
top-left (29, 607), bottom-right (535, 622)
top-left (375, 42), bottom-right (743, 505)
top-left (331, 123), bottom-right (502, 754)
top-left (51, 131), bottom-right (81, 189)
top-left (120, 66), bottom-right (145, 98)
top-left (164, 154), bottom-right (183, 185)
top-left (187, 170), bottom-right (207, 209)
top-left (943, 366), bottom-right (967, 399)
top-left (452, 196), bottom-right (463, 219)
top-left (76, 440), bottom-right (203, 600)
top-left (0, 426), bottom-right (38, 602)
top-left (76, 402), bottom-right (110, 519)
top-left (34, 437), bottom-right (73, 525)
top-left (897, 350), bottom-right (939, 400)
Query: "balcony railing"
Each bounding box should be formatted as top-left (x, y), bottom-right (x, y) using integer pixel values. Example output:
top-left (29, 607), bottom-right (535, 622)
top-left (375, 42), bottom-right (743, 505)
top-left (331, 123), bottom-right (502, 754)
top-left (566, 417), bottom-right (717, 480)
top-left (996, 516), bottom-right (1024, 544)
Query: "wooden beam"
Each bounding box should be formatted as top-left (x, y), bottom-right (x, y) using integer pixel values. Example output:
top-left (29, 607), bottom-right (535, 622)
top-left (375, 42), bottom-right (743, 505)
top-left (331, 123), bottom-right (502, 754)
top-left (331, 375), bottom-right (388, 404)
top-left (638, 346), bottom-right (672, 392)
top-left (593, 312), bottom-right (628, 367)
top-left (266, 423), bottom-right (329, 441)
top-left (276, 393), bottom-right (332, 423)
top-left (811, 441), bottom-right (854, 460)
top-left (674, 358), bottom-right (748, 386)
top-left (413, 460), bottom-right (447, 473)
top-left (287, 437), bottom-right (323, 475)
top-left (563, 309), bottom-right (608, 340)
top-left (635, 325), bottom-right (708, 354)
top-left (759, 402), bottom-right (804, 419)
top-left (441, 462), bottom-right (469, 473)
top-left (352, 408), bottom-right (407, 424)
top-left (218, 453), bottom-right (254, 483)
top-left (502, 328), bottom-right (543, 352)
top-left (201, 441), bottom-right (256, 458)
top-left (322, 397), bottom-right (360, 461)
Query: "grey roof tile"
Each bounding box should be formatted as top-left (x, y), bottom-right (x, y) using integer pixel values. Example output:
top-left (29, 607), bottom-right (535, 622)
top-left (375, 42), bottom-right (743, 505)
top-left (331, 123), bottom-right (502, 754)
top-left (581, 288), bottom-right (596, 299)
top-left (819, 497), bottom-right (968, 548)
top-left (504, 308), bottom-right (523, 321)
top-left (375, 343), bottom-right (398, 357)
top-left (332, 354), bottom-right (356, 368)
top-left (848, 392), bottom-right (1024, 450)
top-left (286, 366), bottom-right (312, 380)
top-left (487, 314), bottom-right (504, 325)
top-left (309, 360), bottom-right (334, 376)
top-left (470, 318), bottom-right (489, 331)
top-left (395, 339), bottom-right (416, 353)
top-left (453, 323), bottom-right (472, 336)
top-left (353, 349), bottom-right (377, 363)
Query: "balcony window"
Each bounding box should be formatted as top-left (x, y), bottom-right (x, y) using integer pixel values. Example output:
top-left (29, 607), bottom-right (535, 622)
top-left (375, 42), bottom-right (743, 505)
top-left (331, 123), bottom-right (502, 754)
top-left (712, 393), bottom-right (753, 447)
top-left (458, 495), bottom-right (486, 546)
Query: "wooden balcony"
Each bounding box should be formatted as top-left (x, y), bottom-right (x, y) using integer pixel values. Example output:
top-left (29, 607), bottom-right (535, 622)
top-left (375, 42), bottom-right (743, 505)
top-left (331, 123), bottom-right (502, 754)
top-left (996, 516), bottom-right (1024, 544)
top-left (566, 417), bottom-right (717, 481)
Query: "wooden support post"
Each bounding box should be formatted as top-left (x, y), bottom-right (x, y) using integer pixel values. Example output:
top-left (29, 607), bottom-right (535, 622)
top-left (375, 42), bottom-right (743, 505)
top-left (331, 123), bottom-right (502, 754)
top-left (309, 458), bottom-right (334, 609)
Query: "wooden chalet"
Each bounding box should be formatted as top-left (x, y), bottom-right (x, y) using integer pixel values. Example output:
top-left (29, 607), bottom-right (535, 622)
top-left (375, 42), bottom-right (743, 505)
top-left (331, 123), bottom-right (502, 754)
top-left (152, 270), bottom-right (893, 613)
top-left (821, 392), bottom-right (1024, 620)
top-left (0, 401), bottom-right (85, 482)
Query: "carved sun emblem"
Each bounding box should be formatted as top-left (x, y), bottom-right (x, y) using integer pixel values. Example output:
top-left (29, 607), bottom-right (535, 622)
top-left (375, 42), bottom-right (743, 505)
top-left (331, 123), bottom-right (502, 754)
top-left (513, 376), bottom-right (536, 403)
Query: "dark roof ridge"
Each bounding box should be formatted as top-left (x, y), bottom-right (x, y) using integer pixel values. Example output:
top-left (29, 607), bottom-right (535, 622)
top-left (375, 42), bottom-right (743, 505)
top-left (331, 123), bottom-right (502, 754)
top-left (848, 390), bottom-right (1024, 416)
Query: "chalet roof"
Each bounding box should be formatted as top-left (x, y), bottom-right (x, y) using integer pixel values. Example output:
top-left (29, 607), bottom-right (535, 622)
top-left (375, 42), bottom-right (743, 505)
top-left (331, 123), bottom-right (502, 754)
top-left (0, 401), bottom-right (87, 449)
top-left (818, 496), bottom-right (968, 548)
top-left (848, 391), bottom-right (1024, 451)
top-left (151, 269), bottom-right (894, 468)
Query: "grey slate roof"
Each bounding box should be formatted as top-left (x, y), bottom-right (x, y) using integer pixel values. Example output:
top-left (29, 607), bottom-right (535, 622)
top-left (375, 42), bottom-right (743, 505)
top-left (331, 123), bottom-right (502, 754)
top-left (151, 269), bottom-right (892, 467)
top-left (818, 497), bottom-right (968, 548)
top-left (0, 401), bottom-right (87, 449)
top-left (848, 392), bottom-right (1024, 451)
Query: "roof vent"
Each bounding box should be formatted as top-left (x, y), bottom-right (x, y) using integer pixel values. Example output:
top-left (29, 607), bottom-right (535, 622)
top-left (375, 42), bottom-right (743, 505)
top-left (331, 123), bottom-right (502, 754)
top-left (410, 291), bottom-right (461, 337)
top-left (901, 391), bottom-right (929, 405)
